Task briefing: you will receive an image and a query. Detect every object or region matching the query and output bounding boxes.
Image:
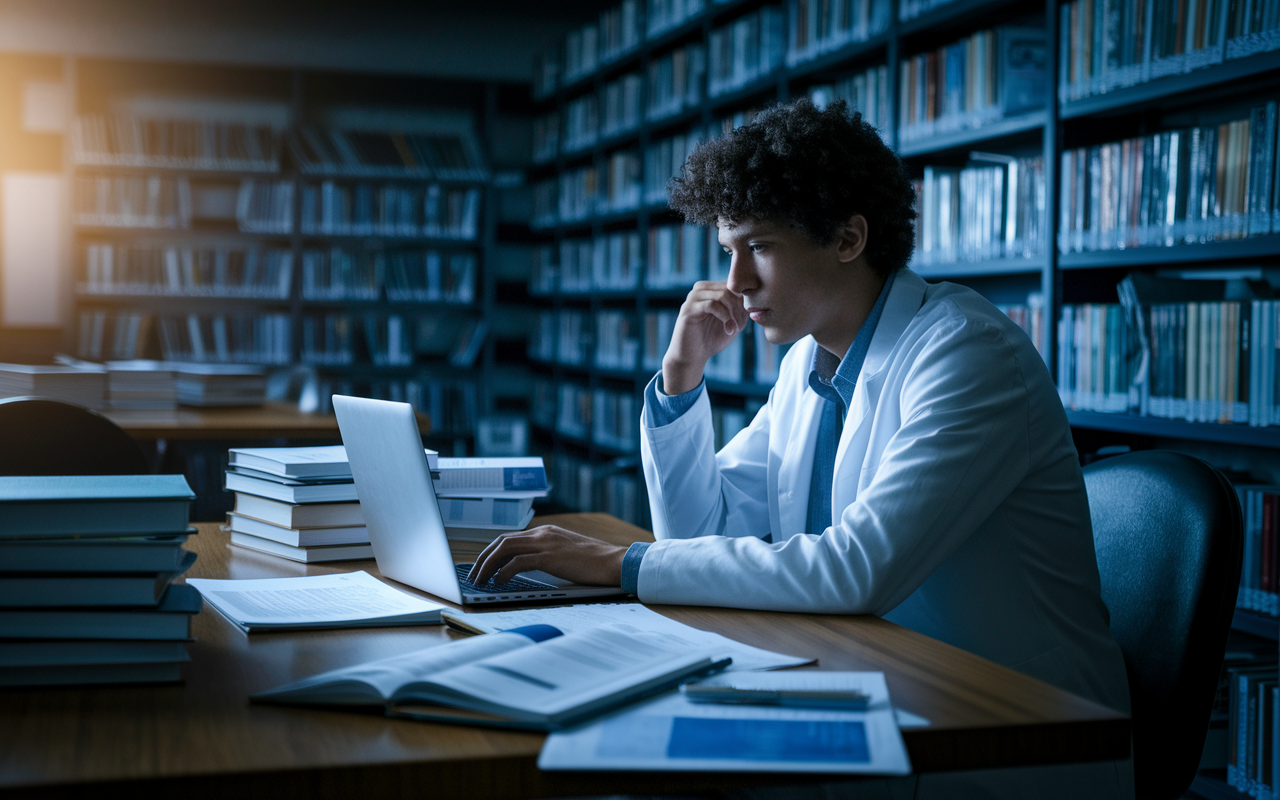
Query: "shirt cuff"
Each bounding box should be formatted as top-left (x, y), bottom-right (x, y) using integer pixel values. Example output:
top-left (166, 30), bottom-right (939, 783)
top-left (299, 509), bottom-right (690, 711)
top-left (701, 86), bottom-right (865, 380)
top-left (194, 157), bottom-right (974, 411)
top-left (644, 371), bottom-right (704, 428)
top-left (620, 541), bottom-right (651, 595)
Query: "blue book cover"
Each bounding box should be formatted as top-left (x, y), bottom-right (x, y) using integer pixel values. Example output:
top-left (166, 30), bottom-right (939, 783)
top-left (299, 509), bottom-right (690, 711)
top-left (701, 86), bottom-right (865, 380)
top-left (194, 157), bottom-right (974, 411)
top-left (0, 475), bottom-right (194, 538)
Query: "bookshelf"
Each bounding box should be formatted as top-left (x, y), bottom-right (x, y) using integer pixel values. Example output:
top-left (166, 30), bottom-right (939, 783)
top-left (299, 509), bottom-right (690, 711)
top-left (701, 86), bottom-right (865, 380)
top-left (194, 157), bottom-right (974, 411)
top-left (531, 0), bottom-right (1277, 793)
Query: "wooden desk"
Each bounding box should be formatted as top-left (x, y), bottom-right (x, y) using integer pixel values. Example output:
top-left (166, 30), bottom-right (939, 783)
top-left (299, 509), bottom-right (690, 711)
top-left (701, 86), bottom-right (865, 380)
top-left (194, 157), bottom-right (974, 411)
top-left (0, 514), bottom-right (1130, 799)
top-left (100, 401), bottom-right (431, 441)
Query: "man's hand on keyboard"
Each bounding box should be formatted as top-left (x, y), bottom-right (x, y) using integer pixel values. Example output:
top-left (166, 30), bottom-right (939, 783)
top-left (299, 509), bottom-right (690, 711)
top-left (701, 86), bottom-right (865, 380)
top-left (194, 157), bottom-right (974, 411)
top-left (466, 526), bottom-right (626, 588)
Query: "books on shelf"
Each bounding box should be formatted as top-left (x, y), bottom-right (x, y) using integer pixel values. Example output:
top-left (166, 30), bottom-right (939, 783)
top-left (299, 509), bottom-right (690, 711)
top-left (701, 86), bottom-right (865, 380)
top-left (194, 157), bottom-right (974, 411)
top-left (593, 388), bottom-right (639, 451)
top-left (643, 309), bottom-right (679, 371)
top-left (547, 450), bottom-right (649, 527)
top-left (708, 7), bottom-right (786, 98)
top-left (74, 174), bottom-right (192, 229)
top-left (0, 474), bottom-right (197, 685)
top-left (556, 234), bottom-right (643, 293)
top-left (299, 181), bottom-right (480, 240)
top-left (706, 331), bottom-right (745, 382)
top-left (301, 247), bottom-right (380, 300)
top-left (530, 312), bottom-right (557, 363)
top-left (601, 73), bottom-right (643, 139)
top-left (77, 310), bottom-right (152, 361)
top-left (289, 127), bottom-right (487, 181)
top-left (0, 363), bottom-right (107, 409)
top-left (600, 0), bottom-right (643, 63)
top-left (235, 178), bottom-right (293, 234)
top-left (301, 312), bottom-right (354, 366)
top-left (531, 245), bottom-right (558, 296)
top-left (898, 27), bottom-right (1046, 146)
top-left (564, 23), bottom-right (602, 84)
top-left (557, 382), bottom-right (592, 440)
top-left (533, 112), bottom-right (559, 164)
top-left (315, 376), bottom-right (479, 436)
top-left (645, 129), bottom-right (705, 206)
top-left (81, 242), bottom-right (294, 299)
top-left (365, 314), bottom-right (415, 367)
top-left (557, 310), bottom-right (591, 366)
top-left (449, 318), bottom-right (489, 368)
top-left (72, 115), bottom-right (281, 171)
top-left (558, 166), bottom-right (599, 224)
top-left (995, 294), bottom-right (1048, 359)
top-left (711, 404), bottom-right (750, 450)
top-left (899, 0), bottom-right (956, 21)
top-left (1058, 105), bottom-right (1279, 252)
top-left (534, 49), bottom-right (562, 100)
top-left (786, 0), bottom-right (890, 67)
top-left (158, 313), bottom-right (291, 366)
top-left (755, 323), bottom-right (790, 384)
top-left (563, 94), bottom-right (599, 153)
top-left (532, 179), bottom-right (558, 229)
top-left (648, 43), bottom-right (707, 120)
top-left (602, 149), bottom-right (642, 213)
top-left (648, 0), bottom-right (706, 39)
top-left (809, 64), bottom-right (892, 140)
top-left (171, 362), bottom-right (268, 406)
top-left (648, 224), bottom-right (709, 288)
top-left (1225, 654), bottom-right (1280, 797)
top-left (1234, 485), bottom-right (1279, 617)
top-left (254, 623), bottom-right (728, 730)
top-left (190, 572), bottom-right (443, 632)
top-left (596, 311), bottom-right (641, 371)
top-left (912, 154), bottom-right (1047, 267)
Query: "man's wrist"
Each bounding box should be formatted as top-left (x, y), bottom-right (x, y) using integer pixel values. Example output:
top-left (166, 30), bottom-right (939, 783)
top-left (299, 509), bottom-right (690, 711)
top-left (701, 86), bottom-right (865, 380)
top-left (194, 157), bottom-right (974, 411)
top-left (662, 357), bottom-right (706, 396)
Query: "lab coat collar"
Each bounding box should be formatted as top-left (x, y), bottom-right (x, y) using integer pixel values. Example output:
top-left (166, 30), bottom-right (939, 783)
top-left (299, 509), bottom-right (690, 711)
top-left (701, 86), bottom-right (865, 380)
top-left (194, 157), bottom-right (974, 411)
top-left (861, 269), bottom-right (928, 380)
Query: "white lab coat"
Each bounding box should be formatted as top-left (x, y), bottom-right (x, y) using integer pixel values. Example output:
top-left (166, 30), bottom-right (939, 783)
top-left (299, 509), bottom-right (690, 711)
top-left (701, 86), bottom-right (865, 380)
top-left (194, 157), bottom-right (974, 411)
top-left (639, 269), bottom-right (1133, 799)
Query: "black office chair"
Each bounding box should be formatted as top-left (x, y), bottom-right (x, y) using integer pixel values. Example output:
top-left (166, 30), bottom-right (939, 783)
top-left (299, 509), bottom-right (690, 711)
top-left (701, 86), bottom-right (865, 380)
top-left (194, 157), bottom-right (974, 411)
top-left (0, 397), bottom-right (150, 475)
top-left (1083, 450), bottom-right (1243, 800)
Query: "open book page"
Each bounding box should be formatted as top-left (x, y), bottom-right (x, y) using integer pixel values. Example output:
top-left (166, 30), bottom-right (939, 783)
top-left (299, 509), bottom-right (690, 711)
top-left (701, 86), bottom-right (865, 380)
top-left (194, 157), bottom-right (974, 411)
top-left (443, 603), bottom-right (812, 672)
top-left (539, 682), bottom-right (911, 775)
top-left (394, 624), bottom-right (716, 724)
top-left (253, 629), bottom-right (549, 706)
top-left (188, 571), bottom-right (443, 631)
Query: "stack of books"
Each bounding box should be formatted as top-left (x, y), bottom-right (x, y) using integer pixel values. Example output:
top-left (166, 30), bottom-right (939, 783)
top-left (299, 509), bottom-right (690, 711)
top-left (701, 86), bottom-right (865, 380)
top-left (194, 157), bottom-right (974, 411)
top-left (0, 363), bottom-right (107, 408)
top-left (0, 474), bottom-right (200, 687)
top-left (224, 445), bottom-right (374, 563)
top-left (105, 361), bottom-right (178, 410)
top-left (224, 447), bottom-right (549, 562)
top-left (171, 363), bottom-right (267, 406)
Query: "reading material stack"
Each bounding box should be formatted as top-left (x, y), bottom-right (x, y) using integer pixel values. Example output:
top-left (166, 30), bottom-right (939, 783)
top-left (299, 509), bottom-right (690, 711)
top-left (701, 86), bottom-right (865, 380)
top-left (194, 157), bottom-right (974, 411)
top-left (225, 447), bottom-right (549, 562)
top-left (0, 475), bottom-right (200, 686)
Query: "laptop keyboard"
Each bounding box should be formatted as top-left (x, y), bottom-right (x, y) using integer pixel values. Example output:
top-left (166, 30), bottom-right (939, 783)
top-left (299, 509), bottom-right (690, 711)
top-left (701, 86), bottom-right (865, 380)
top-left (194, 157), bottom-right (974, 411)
top-left (455, 563), bottom-right (553, 594)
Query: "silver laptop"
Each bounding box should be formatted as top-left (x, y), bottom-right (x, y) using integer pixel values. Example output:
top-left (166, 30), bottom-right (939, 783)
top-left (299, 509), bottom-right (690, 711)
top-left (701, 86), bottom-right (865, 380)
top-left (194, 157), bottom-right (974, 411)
top-left (332, 394), bottom-right (627, 605)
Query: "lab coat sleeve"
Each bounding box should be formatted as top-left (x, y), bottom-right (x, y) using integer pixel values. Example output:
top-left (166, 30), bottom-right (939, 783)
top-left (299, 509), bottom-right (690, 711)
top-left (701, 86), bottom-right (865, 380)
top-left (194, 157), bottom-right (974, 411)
top-left (637, 317), bottom-right (1033, 614)
top-left (640, 372), bottom-right (774, 542)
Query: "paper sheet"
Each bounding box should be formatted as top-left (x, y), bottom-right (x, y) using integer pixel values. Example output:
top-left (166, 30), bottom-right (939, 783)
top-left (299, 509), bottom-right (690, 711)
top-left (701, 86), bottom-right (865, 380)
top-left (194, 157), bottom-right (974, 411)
top-left (189, 571), bottom-right (443, 630)
top-left (539, 672), bottom-right (911, 775)
top-left (443, 603), bottom-right (812, 672)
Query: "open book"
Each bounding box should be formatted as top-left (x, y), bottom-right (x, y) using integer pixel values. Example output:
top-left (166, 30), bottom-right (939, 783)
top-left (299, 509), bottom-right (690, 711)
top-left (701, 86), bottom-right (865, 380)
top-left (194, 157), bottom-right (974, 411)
top-left (252, 624), bottom-right (730, 730)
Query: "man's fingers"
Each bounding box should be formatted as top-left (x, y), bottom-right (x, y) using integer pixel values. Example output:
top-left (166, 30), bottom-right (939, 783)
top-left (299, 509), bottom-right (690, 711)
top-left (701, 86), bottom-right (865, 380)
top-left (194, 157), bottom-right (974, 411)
top-left (493, 554), bottom-right (539, 584)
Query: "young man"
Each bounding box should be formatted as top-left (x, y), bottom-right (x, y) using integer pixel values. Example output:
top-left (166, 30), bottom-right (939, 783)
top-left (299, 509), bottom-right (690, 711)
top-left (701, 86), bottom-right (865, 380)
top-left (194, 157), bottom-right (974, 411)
top-left (471, 100), bottom-right (1131, 798)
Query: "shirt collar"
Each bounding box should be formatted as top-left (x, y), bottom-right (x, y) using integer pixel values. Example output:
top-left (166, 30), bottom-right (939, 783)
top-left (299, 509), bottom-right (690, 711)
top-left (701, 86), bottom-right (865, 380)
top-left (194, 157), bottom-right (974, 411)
top-left (807, 269), bottom-right (897, 412)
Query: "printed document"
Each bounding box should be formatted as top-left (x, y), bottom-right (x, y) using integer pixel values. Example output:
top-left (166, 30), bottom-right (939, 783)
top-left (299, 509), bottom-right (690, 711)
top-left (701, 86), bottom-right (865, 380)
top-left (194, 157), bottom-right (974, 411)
top-left (188, 571), bottom-right (444, 632)
top-left (539, 671), bottom-right (911, 774)
top-left (442, 603), bottom-right (812, 672)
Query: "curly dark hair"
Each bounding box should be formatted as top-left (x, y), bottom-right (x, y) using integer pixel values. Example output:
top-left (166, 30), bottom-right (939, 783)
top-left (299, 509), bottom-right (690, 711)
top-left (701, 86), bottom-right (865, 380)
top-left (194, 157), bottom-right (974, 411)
top-left (668, 98), bottom-right (915, 277)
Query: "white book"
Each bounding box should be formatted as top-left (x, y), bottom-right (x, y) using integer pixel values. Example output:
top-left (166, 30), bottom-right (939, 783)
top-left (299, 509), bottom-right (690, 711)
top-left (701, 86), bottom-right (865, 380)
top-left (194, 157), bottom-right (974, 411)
top-left (232, 493), bottom-right (363, 528)
top-left (253, 622), bottom-right (727, 730)
top-left (226, 512), bottom-right (368, 547)
top-left (228, 532), bottom-right (374, 564)
top-left (229, 445), bottom-right (439, 479)
top-left (225, 471), bottom-right (360, 504)
top-left (188, 571), bottom-right (439, 632)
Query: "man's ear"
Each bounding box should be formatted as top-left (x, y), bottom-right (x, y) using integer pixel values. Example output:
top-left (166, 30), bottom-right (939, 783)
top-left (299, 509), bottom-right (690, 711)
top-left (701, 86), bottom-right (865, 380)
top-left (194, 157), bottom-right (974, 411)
top-left (835, 214), bottom-right (868, 264)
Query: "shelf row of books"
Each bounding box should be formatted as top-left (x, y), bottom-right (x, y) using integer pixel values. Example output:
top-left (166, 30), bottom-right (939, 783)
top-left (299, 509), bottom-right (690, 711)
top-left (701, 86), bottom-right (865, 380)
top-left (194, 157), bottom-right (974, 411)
top-left (74, 175), bottom-right (192, 229)
top-left (301, 247), bottom-right (476, 304)
top-left (807, 65), bottom-right (892, 139)
top-left (1059, 0), bottom-right (1280, 104)
top-left (298, 182), bottom-right (482, 240)
top-left (1236, 485), bottom-right (1279, 617)
top-left (1224, 649), bottom-right (1280, 798)
top-left (995, 296), bottom-right (1049, 360)
top-left (1056, 295), bottom-right (1280, 427)
top-left (531, 311), bottom-right (788, 385)
top-left (539, 0), bottom-right (890, 98)
top-left (289, 127), bottom-right (488, 181)
top-left (296, 313), bottom-right (488, 370)
top-left (72, 115), bottom-right (281, 171)
top-left (72, 116), bottom-right (488, 181)
top-left (80, 243), bottom-right (295, 299)
top-left (1058, 105), bottom-right (1280, 253)
top-left (154, 312), bottom-right (292, 366)
top-left (534, 232), bottom-right (645, 294)
top-left (898, 27), bottom-right (1046, 145)
top-left (312, 376), bottom-right (479, 436)
top-left (0, 475), bottom-right (200, 686)
top-left (545, 449), bottom-right (649, 528)
top-left (552, 383), bottom-right (640, 452)
top-left (911, 155), bottom-right (1047, 267)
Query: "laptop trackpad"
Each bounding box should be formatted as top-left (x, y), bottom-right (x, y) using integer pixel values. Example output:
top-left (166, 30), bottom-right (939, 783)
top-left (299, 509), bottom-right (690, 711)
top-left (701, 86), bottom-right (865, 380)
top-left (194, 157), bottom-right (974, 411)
top-left (519, 570), bottom-right (575, 588)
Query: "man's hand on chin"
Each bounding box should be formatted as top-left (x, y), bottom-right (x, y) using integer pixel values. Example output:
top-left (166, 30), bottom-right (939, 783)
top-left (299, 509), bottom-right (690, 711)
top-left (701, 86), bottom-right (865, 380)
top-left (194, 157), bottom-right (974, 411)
top-left (465, 526), bottom-right (627, 587)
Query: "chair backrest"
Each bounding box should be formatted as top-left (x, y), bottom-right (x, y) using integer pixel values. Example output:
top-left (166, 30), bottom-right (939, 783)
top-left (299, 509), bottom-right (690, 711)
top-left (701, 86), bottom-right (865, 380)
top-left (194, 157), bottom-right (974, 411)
top-left (0, 397), bottom-right (149, 476)
top-left (1083, 450), bottom-right (1243, 800)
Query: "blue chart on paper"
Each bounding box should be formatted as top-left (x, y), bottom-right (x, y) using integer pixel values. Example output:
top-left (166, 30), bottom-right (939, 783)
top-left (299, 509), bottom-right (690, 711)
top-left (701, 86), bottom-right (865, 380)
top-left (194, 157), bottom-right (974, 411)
top-left (667, 718), bottom-right (870, 763)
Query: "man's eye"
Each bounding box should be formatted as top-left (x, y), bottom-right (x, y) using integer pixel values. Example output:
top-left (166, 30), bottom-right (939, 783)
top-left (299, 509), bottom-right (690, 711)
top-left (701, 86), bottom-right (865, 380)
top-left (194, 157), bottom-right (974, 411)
top-left (749, 243), bottom-right (766, 252)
